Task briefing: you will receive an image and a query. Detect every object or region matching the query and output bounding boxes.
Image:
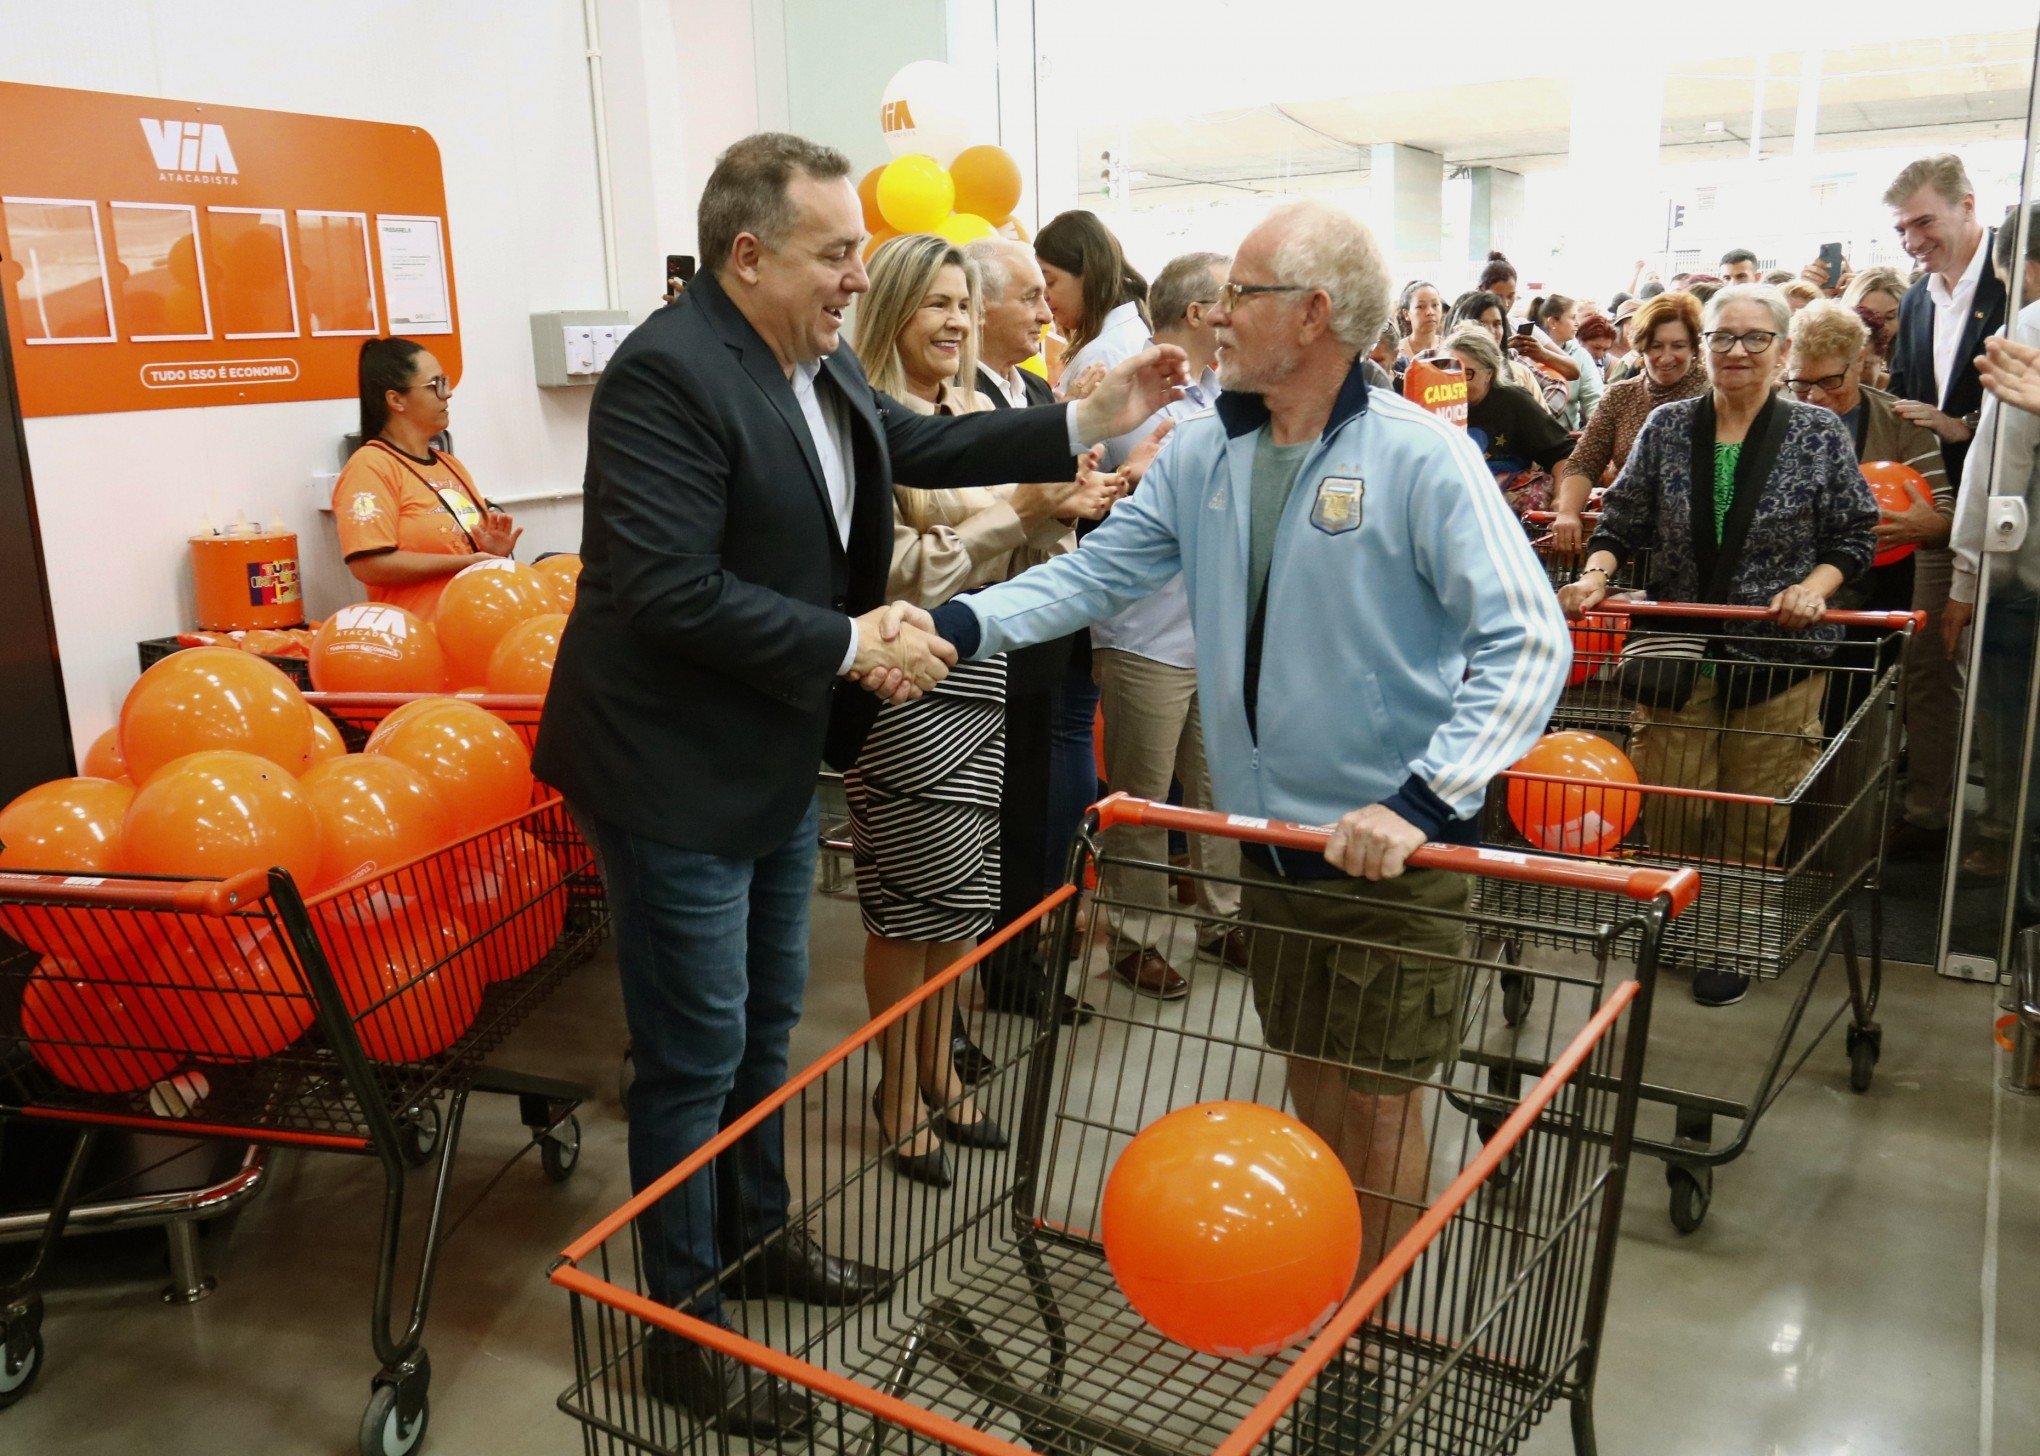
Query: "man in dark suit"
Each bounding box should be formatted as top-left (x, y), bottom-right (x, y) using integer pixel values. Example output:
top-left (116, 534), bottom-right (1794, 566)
top-left (533, 133), bottom-right (1185, 1435)
top-left (1886, 153), bottom-right (2006, 486)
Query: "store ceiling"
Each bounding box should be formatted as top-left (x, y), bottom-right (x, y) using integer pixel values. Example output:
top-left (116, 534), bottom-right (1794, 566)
top-left (1079, 30), bottom-right (2034, 203)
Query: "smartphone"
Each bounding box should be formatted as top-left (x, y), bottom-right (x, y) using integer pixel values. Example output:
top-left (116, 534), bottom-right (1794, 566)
top-left (666, 253), bottom-right (696, 286)
top-left (1515, 321), bottom-right (1536, 337)
top-left (1817, 242), bottom-right (1843, 285)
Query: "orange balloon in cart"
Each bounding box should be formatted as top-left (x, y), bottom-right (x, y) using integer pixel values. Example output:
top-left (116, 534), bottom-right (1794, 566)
top-left (21, 956), bottom-right (180, 1094)
top-left (136, 919), bottom-right (314, 1064)
top-left (316, 894), bottom-right (483, 1063)
top-left (1505, 731), bottom-right (1642, 858)
top-left (1102, 1100), bottom-right (1361, 1358)
top-left (1566, 611), bottom-right (1628, 687)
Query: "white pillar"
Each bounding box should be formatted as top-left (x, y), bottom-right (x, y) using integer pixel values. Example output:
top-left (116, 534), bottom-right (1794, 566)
top-left (1367, 143), bottom-right (1443, 271)
top-left (1566, 68), bottom-right (1663, 297)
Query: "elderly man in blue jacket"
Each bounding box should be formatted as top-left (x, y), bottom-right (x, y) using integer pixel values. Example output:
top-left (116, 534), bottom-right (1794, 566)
top-left (930, 198), bottom-right (1569, 1274)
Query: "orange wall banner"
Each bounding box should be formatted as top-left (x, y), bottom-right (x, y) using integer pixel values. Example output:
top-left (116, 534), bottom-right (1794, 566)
top-left (0, 83), bottom-right (459, 417)
top-left (1403, 357), bottom-right (1469, 430)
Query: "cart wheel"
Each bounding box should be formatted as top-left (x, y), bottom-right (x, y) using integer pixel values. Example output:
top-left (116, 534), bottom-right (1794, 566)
top-left (1501, 972), bottom-right (1534, 1028)
top-left (1666, 1164), bottom-right (1712, 1235)
top-left (617, 1048), bottom-right (635, 1120)
top-left (360, 1375), bottom-right (429, 1456)
top-left (540, 1115), bottom-right (582, 1184)
top-left (396, 1101), bottom-right (442, 1169)
top-left (0, 1324), bottom-right (42, 1409)
top-left (1846, 1023), bottom-right (1881, 1094)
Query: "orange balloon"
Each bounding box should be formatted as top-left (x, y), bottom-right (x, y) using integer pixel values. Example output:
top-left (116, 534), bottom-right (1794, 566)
top-left (1566, 611), bottom-right (1628, 688)
top-left (948, 144), bottom-right (1023, 225)
top-left (856, 164), bottom-right (888, 234)
top-left (1862, 460), bottom-right (1930, 567)
top-left (83, 726), bottom-right (126, 779)
top-left (485, 613), bottom-right (566, 696)
top-left (301, 756), bottom-right (455, 892)
top-left (533, 553), bottom-right (582, 614)
top-left (22, 956), bottom-right (180, 1093)
top-left (310, 603), bottom-right (447, 694)
top-left (121, 750), bottom-right (322, 886)
top-left (135, 920), bottom-right (313, 1063)
top-left (444, 829), bottom-right (566, 982)
top-left (362, 695), bottom-right (462, 752)
top-left (1103, 1101), bottom-right (1361, 1358)
top-left (119, 646), bottom-right (314, 784)
top-left (306, 707), bottom-right (348, 768)
top-left (315, 895), bottom-right (482, 1063)
top-left (1505, 731), bottom-right (1641, 857)
top-left (363, 700), bottom-right (533, 838)
top-left (433, 560), bottom-right (555, 686)
top-left (863, 227), bottom-right (898, 264)
top-left (0, 777), bottom-right (133, 873)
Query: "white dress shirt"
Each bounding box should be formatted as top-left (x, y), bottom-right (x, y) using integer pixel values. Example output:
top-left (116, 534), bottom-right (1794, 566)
top-left (792, 355), bottom-right (1087, 675)
top-left (978, 360), bottom-right (1034, 409)
top-left (1929, 235), bottom-right (1989, 409)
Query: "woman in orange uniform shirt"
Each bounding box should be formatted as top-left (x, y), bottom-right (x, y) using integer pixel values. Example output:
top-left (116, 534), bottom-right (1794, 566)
top-left (332, 337), bottom-right (521, 616)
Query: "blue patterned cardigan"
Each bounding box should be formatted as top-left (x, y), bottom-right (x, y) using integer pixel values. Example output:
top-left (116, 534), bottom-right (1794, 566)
top-left (1586, 394), bottom-right (1878, 663)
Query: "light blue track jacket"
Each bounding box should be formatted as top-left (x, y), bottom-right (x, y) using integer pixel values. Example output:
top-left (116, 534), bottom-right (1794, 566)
top-left (937, 362), bottom-right (1571, 841)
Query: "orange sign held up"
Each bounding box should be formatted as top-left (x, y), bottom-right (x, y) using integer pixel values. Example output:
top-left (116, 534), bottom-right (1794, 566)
top-left (1403, 356), bottom-right (1469, 430)
top-left (0, 82), bottom-right (459, 417)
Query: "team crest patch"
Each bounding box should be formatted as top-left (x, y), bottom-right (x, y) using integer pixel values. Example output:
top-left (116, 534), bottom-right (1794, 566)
top-left (1310, 476), bottom-right (1363, 534)
top-left (347, 491), bottom-right (381, 524)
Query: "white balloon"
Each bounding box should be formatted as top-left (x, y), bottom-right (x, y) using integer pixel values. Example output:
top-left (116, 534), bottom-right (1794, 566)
top-left (880, 59), bottom-right (978, 167)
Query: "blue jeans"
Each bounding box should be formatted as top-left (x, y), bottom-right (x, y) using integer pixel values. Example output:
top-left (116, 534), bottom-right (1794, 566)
top-left (575, 798), bottom-right (818, 1316)
top-left (1045, 658), bottom-right (1102, 886)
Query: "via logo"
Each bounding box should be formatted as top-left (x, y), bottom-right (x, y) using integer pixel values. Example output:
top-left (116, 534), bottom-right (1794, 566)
top-left (140, 118), bottom-right (238, 179)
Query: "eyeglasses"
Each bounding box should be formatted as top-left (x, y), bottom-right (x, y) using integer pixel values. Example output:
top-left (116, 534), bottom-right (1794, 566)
top-left (1784, 372), bottom-right (1851, 397)
top-left (1702, 329), bottom-right (1777, 355)
top-left (407, 375), bottom-right (452, 399)
top-left (1218, 281), bottom-right (1307, 311)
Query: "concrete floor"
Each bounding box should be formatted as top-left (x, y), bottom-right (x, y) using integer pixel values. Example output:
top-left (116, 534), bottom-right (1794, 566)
top-left (4, 875), bottom-right (2035, 1456)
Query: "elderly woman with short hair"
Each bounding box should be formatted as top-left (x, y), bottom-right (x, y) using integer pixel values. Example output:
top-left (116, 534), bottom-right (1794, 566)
top-left (1785, 298), bottom-right (1957, 854)
top-left (1558, 284), bottom-right (1878, 1007)
top-left (1448, 322), bottom-right (1573, 517)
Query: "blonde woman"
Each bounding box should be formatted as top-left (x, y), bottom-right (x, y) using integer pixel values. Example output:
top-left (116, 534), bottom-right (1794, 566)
top-left (1842, 266), bottom-right (1908, 391)
top-left (846, 234), bottom-right (1118, 1187)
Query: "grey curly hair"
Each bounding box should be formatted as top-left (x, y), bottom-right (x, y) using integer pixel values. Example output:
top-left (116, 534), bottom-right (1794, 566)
top-left (1264, 200), bottom-right (1394, 354)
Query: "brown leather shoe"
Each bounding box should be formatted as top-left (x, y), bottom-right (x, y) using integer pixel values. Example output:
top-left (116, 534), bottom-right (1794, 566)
top-left (1197, 925), bottom-right (1249, 971)
top-left (1111, 948), bottom-right (1188, 1000)
top-left (1961, 841), bottom-right (2010, 882)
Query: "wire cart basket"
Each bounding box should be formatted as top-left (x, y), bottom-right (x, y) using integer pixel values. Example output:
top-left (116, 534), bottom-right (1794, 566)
top-left (1476, 600), bottom-right (1919, 1233)
top-left (554, 795), bottom-right (1697, 1456)
top-left (1521, 512), bottom-right (1653, 595)
top-left (0, 692), bottom-right (610, 1456)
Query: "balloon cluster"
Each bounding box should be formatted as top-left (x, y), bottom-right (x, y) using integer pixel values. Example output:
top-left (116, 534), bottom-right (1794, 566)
top-left (309, 555), bottom-right (578, 696)
top-left (861, 61), bottom-right (1025, 262)
top-left (0, 637), bottom-right (569, 1094)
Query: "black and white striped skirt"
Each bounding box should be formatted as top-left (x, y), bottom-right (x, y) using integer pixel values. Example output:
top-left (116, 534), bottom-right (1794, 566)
top-left (843, 655), bottom-right (1007, 942)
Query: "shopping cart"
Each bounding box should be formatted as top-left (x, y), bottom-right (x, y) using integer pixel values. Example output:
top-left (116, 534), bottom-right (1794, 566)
top-left (0, 692), bottom-right (609, 1456)
top-left (1477, 601), bottom-right (1919, 1232)
top-left (554, 795), bottom-right (1696, 1456)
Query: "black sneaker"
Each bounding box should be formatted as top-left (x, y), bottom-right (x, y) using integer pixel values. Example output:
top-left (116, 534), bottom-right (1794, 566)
top-left (1691, 968), bottom-right (1749, 1007)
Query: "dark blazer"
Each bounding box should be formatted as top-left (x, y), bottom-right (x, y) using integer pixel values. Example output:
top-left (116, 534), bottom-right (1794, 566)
top-left (534, 272), bottom-right (1079, 858)
top-left (974, 362), bottom-right (1073, 697)
top-left (1888, 229), bottom-right (2006, 482)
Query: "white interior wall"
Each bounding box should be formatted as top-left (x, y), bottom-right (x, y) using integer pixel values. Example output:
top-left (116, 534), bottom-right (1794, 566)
top-left (1, 0), bottom-right (760, 752)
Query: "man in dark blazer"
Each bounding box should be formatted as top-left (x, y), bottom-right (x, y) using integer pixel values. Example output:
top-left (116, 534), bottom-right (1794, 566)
top-left (1886, 154), bottom-right (2006, 485)
top-left (533, 133), bottom-right (1185, 1436)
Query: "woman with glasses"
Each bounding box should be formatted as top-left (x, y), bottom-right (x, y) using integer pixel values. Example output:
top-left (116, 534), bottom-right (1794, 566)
top-left (1784, 299), bottom-right (1956, 860)
top-left (332, 337), bottom-right (520, 618)
top-left (1451, 289), bottom-right (1563, 414)
top-left (1557, 284), bottom-right (1878, 1008)
top-left (1841, 267), bottom-right (1908, 391)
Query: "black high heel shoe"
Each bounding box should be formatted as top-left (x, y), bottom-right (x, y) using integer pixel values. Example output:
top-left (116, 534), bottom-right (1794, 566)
top-left (918, 1084), bottom-right (1010, 1151)
top-left (872, 1089), bottom-right (952, 1188)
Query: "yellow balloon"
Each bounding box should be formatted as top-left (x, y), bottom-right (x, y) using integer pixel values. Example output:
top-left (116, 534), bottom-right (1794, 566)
top-left (934, 212), bottom-right (995, 246)
top-left (1018, 354), bottom-right (1048, 378)
top-left (876, 155), bottom-right (955, 234)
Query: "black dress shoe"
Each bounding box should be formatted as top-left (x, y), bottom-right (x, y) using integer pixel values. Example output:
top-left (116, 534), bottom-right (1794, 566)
top-left (980, 950), bottom-right (1096, 1025)
top-left (641, 1335), bottom-right (814, 1437)
top-left (870, 1089), bottom-right (954, 1188)
top-left (950, 1009), bottom-right (994, 1085)
top-left (930, 1108), bottom-right (1009, 1150)
top-left (721, 1223), bottom-right (897, 1306)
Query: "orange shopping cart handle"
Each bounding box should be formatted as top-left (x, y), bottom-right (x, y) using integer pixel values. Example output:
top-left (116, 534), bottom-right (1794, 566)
top-left (1088, 794), bottom-right (1699, 915)
top-left (0, 865), bottom-right (268, 914)
top-left (304, 690), bottom-right (545, 711)
top-left (1594, 599), bottom-right (1925, 633)
top-left (1522, 510), bottom-right (1601, 524)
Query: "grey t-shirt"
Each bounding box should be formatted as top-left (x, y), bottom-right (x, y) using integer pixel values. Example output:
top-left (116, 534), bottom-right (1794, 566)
top-left (1248, 427), bottom-right (1316, 616)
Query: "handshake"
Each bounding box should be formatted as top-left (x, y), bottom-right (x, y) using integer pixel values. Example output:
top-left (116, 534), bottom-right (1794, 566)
top-left (849, 602), bottom-right (957, 705)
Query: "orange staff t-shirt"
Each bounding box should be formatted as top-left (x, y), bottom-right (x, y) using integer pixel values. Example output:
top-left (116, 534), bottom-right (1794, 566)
top-left (332, 440), bottom-right (487, 619)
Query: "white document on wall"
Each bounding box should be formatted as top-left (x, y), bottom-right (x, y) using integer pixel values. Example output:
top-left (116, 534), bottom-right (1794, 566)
top-left (375, 214), bottom-right (452, 334)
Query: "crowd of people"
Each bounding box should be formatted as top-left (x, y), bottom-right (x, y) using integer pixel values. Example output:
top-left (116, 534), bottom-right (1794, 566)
top-left (317, 130), bottom-right (2036, 1433)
